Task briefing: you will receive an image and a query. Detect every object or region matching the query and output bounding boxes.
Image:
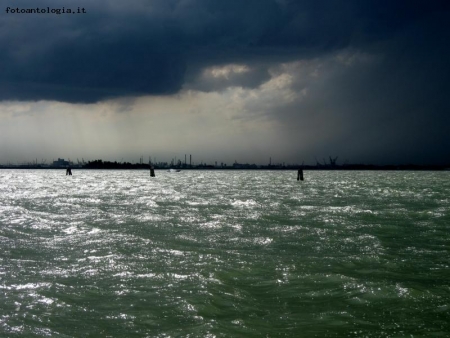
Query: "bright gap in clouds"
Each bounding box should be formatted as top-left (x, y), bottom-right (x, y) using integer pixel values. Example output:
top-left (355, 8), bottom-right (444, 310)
top-left (0, 52), bottom-right (372, 165)
top-left (205, 64), bottom-right (250, 79)
top-left (0, 48), bottom-right (444, 165)
top-left (0, 60), bottom-right (302, 165)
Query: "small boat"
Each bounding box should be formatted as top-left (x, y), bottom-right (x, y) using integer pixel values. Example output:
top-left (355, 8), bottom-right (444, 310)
top-left (167, 169), bottom-right (181, 172)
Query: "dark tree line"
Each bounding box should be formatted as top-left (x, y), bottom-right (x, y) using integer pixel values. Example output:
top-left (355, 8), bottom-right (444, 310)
top-left (84, 160), bottom-right (150, 169)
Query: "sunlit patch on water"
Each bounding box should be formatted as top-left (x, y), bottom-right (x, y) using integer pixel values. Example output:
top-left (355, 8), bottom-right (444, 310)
top-left (0, 170), bottom-right (449, 336)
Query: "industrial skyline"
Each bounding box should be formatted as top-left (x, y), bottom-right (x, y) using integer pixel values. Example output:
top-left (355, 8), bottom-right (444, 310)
top-left (0, 154), bottom-right (310, 168)
top-left (1, 155), bottom-right (448, 171)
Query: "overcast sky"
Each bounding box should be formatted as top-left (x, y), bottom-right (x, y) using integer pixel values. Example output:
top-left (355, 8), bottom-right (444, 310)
top-left (1, 0), bottom-right (449, 165)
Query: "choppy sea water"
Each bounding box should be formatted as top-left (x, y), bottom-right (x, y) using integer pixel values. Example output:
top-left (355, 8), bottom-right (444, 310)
top-left (0, 169), bottom-right (449, 337)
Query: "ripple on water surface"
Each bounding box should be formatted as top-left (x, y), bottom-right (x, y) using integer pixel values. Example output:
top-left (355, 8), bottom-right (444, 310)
top-left (0, 170), bottom-right (449, 337)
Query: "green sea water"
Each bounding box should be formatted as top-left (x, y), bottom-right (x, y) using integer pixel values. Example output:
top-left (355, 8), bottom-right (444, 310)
top-left (0, 170), bottom-right (449, 337)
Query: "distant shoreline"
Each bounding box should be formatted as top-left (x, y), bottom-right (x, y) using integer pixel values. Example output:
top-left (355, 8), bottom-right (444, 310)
top-left (1, 165), bottom-right (449, 171)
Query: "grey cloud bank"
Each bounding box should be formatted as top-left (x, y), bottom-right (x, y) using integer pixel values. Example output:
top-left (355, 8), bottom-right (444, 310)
top-left (2, 0), bottom-right (448, 102)
top-left (1, 0), bottom-right (449, 165)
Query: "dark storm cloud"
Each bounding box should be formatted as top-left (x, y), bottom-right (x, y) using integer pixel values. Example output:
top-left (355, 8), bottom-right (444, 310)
top-left (1, 0), bottom-right (449, 103)
top-left (262, 10), bottom-right (450, 165)
top-left (1, 0), bottom-right (187, 102)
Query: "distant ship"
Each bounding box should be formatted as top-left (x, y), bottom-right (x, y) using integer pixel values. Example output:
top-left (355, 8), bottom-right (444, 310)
top-left (167, 169), bottom-right (181, 172)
